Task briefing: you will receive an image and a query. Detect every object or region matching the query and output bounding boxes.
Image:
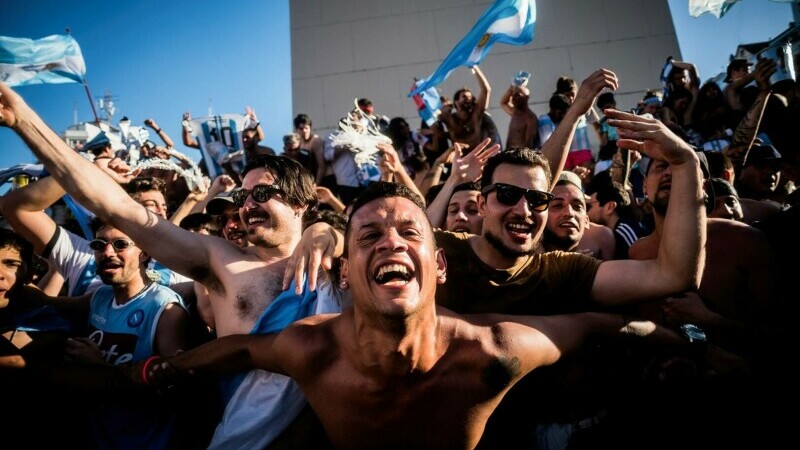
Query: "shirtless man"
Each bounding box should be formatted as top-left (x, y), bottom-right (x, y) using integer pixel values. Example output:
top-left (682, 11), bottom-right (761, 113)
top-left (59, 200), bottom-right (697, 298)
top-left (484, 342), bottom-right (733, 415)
top-left (0, 81), bottom-right (340, 450)
top-left (500, 83), bottom-right (538, 149)
top-left (137, 182), bottom-right (678, 450)
top-left (294, 114), bottom-right (330, 188)
top-left (440, 66), bottom-right (492, 151)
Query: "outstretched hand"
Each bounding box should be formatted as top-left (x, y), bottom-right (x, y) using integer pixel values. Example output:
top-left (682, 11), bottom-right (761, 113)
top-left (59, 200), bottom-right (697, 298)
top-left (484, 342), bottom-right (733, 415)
top-left (605, 109), bottom-right (696, 167)
top-left (572, 69), bottom-right (619, 115)
top-left (451, 139), bottom-right (501, 183)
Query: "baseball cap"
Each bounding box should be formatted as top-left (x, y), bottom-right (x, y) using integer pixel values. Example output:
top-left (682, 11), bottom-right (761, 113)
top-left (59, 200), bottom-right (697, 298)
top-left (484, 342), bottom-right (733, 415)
top-left (206, 191), bottom-right (237, 215)
top-left (556, 170), bottom-right (585, 191)
top-left (744, 144), bottom-right (782, 167)
top-left (83, 131), bottom-right (111, 152)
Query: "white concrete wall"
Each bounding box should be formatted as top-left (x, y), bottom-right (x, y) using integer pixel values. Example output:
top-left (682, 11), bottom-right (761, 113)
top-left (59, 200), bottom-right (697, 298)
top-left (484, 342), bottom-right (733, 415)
top-left (290, 0), bottom-right (681, 145)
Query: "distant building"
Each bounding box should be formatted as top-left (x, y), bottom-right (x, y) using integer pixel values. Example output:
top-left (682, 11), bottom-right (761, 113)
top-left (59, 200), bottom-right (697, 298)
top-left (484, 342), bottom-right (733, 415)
top-left (289, 0), bottom-right (683, 143)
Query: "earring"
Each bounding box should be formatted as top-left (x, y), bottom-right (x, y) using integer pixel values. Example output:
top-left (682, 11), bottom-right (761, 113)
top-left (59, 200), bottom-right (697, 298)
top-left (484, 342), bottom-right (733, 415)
top-left (339, 280), bottom-right (349, 289)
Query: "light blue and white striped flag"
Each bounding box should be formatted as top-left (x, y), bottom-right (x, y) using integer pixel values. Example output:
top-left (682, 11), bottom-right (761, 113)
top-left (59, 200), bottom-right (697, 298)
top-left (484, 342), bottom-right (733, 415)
top-left (688, 0), bottom-right (742, 18)
top-left (410, 0), bottom-right (536, 96)
top-left (0, 34), bottom-right (86, 86)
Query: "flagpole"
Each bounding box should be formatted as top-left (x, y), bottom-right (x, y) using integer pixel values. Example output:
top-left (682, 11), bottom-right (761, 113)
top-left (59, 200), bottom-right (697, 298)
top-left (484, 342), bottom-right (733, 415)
top-left (82, 77), bottom-right (100, 124)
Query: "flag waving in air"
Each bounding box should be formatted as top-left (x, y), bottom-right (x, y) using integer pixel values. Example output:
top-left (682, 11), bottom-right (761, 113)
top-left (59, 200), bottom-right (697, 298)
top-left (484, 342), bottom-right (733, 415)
top-left (411, 0), bottom-right (536, 96)
top-left (0, 34), bottom-right (86, 86)
top-left (688, 0), bottom-right (741, 18)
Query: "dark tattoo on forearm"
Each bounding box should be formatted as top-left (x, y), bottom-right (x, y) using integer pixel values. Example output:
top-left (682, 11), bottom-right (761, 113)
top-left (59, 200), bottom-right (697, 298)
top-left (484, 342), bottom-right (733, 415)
top-left (728, 91), bottom-right (771, 166)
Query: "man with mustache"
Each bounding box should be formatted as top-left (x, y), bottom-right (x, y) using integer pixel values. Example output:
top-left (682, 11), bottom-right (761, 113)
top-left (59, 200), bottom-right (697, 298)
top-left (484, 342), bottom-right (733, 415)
top-left (0, 81), bottom-right (340, 449)
top-left (135, 182), bottom-right (683, 450)
top-left (9, 217), bottom-right (190, 449)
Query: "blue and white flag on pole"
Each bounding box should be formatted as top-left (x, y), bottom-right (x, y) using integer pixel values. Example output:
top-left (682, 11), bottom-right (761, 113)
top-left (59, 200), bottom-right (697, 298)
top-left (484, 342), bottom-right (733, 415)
top-left (0, 34), bottom-right (86, 86)
top-left (688, 0), bottom-right (741, 18)
top-left (410, 0), bottom-right (535, 96)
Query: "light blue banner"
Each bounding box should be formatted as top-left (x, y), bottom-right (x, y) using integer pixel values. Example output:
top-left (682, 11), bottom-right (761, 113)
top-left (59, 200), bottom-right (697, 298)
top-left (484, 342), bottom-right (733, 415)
top-left (0, 34), bottom-right (86, 86)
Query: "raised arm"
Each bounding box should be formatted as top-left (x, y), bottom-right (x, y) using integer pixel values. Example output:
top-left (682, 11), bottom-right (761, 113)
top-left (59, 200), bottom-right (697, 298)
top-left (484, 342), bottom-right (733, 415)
top-left (0, 82), bottom-right (220, 285)
top-left (725, 58), bottom-right (776, 170)
top-left (426, 140), bottom-right (499, 228)
top-left (376, 143), bottom-right (425, 202)
top-left (540, 69), bottom-right (618, 189)
top-left (0, 176), bottom-right (66, 254)
top-left (0, 157), bottom-right (124, 253)
top-left (181, 112), bottom-right (200, 149)
top-left (472, 66), bottom-right (491, 113)
top-left (592, 110), bottom-right (705, 305)
top-left (144, 118), bottom-right (175, 149)
top-left (245, 107), bottom-right (265, 142)
top-left (499, 85), bottom-right (515, 115)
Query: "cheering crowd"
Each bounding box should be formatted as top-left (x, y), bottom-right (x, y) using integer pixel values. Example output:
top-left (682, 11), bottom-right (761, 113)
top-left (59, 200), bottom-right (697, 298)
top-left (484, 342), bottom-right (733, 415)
top-left (0, 44), bottom-right (798, 450)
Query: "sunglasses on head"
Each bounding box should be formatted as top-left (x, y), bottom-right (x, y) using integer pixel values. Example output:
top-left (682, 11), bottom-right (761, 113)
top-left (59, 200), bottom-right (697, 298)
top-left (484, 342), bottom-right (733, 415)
top-left (481, 183), bottom-right (554, 212)
top-left (231, 184), bottom-right (282, 208)
top-left (89, 239), bottom-right (137, 252)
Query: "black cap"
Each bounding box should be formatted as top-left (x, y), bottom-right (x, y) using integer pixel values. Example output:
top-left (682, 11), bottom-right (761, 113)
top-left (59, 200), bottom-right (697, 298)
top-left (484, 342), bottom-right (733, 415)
top-left (744, 144), bottom-right (782, 167)
top-left (206, 191), bottom-right (236, 215)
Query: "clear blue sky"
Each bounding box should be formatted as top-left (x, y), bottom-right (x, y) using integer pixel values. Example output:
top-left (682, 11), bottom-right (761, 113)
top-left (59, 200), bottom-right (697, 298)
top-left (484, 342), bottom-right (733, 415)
top-left (668, 0), bottom-right (795, 80)
top-left (0, 0), bottom-right (291, 171)
top-left (0, 0), bottom-right (795, 174)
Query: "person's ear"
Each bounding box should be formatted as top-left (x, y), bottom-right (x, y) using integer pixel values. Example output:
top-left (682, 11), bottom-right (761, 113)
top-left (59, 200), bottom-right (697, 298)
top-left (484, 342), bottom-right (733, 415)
top-left (339, 257), bottom-right (350, 290)
top-left (604, 201), bottom-right (617, 215)
top-left (477, 192), bottom-right (487, 217)
top-left (435, 249), bottom-right (447, 285)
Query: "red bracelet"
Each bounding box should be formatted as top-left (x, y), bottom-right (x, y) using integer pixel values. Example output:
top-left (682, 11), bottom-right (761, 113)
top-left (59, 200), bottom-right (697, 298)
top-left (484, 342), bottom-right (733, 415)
top-left (141, 355), bottom-right (162, 385)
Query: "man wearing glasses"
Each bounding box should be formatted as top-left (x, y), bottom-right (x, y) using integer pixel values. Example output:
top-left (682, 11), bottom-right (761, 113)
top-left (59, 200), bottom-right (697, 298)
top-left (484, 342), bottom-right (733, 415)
top-left (8, 217), bottom-right (190, 449)
top-left (0, 81), bottom-right (340, 449)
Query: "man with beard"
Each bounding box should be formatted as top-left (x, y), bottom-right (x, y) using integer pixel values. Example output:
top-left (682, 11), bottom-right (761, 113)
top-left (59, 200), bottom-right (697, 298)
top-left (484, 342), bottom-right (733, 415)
top-left (8, 218), bottom-right (191, 449)
top-left (284, 108), bottom-right (706, 448)
top-left (134, 182), bottom-right (683, 450)
top-left (440, 66), bottom-right (493, 151)
top-left (0, 81), bottom-right (341, 450)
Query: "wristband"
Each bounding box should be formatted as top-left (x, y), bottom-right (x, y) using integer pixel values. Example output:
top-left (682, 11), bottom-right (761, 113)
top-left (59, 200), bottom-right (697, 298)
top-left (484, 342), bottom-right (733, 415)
top-left (141, 355), bottom-right (162, 385)
top-left (154, 128), bottom-right (162, 133)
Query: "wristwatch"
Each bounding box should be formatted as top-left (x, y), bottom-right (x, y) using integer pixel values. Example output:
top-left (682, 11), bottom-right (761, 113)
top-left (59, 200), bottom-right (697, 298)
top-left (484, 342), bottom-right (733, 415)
top-left (680, 323), bottom-right (707, 344)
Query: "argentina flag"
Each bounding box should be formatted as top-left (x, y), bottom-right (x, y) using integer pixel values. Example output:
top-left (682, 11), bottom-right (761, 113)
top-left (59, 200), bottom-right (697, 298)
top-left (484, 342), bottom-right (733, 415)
top-left (411, 0), bottom-right (536, 96)
top-left (688, 0), bottom-right (741, 18)
top-left (0, 34), bottom-right (86, 86)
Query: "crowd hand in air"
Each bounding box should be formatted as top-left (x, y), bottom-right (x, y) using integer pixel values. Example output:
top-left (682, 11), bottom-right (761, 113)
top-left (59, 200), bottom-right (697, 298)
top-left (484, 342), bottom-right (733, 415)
top-left (451, 138), bottom-right (501, 183)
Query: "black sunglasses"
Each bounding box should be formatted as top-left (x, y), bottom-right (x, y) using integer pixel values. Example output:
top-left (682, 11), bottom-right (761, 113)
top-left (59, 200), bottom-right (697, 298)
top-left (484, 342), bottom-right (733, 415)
top-left (231, 184), bottom-right (282, 208)
top-left (89, 239), bottom-right (137, 252)
top-left (481, 183), bottom-right (554, 212)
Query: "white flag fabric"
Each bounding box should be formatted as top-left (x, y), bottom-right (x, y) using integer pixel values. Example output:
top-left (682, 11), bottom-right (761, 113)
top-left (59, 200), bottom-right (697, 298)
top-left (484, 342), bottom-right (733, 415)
top-left (189, 114), bottom-right (250, 178)
top-left (688, 0), bottom-right (742, 18)
top-left (0, 34), bottom-right (86, 86)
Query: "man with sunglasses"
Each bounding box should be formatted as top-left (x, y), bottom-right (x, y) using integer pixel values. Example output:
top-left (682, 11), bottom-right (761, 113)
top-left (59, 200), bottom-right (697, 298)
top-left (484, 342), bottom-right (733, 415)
top-left (7, 217), bottom-right (192, 449)
top-left (0, 82), bottom-right (341, 450)
top-left (282, 107), bottom-right (707, 448)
